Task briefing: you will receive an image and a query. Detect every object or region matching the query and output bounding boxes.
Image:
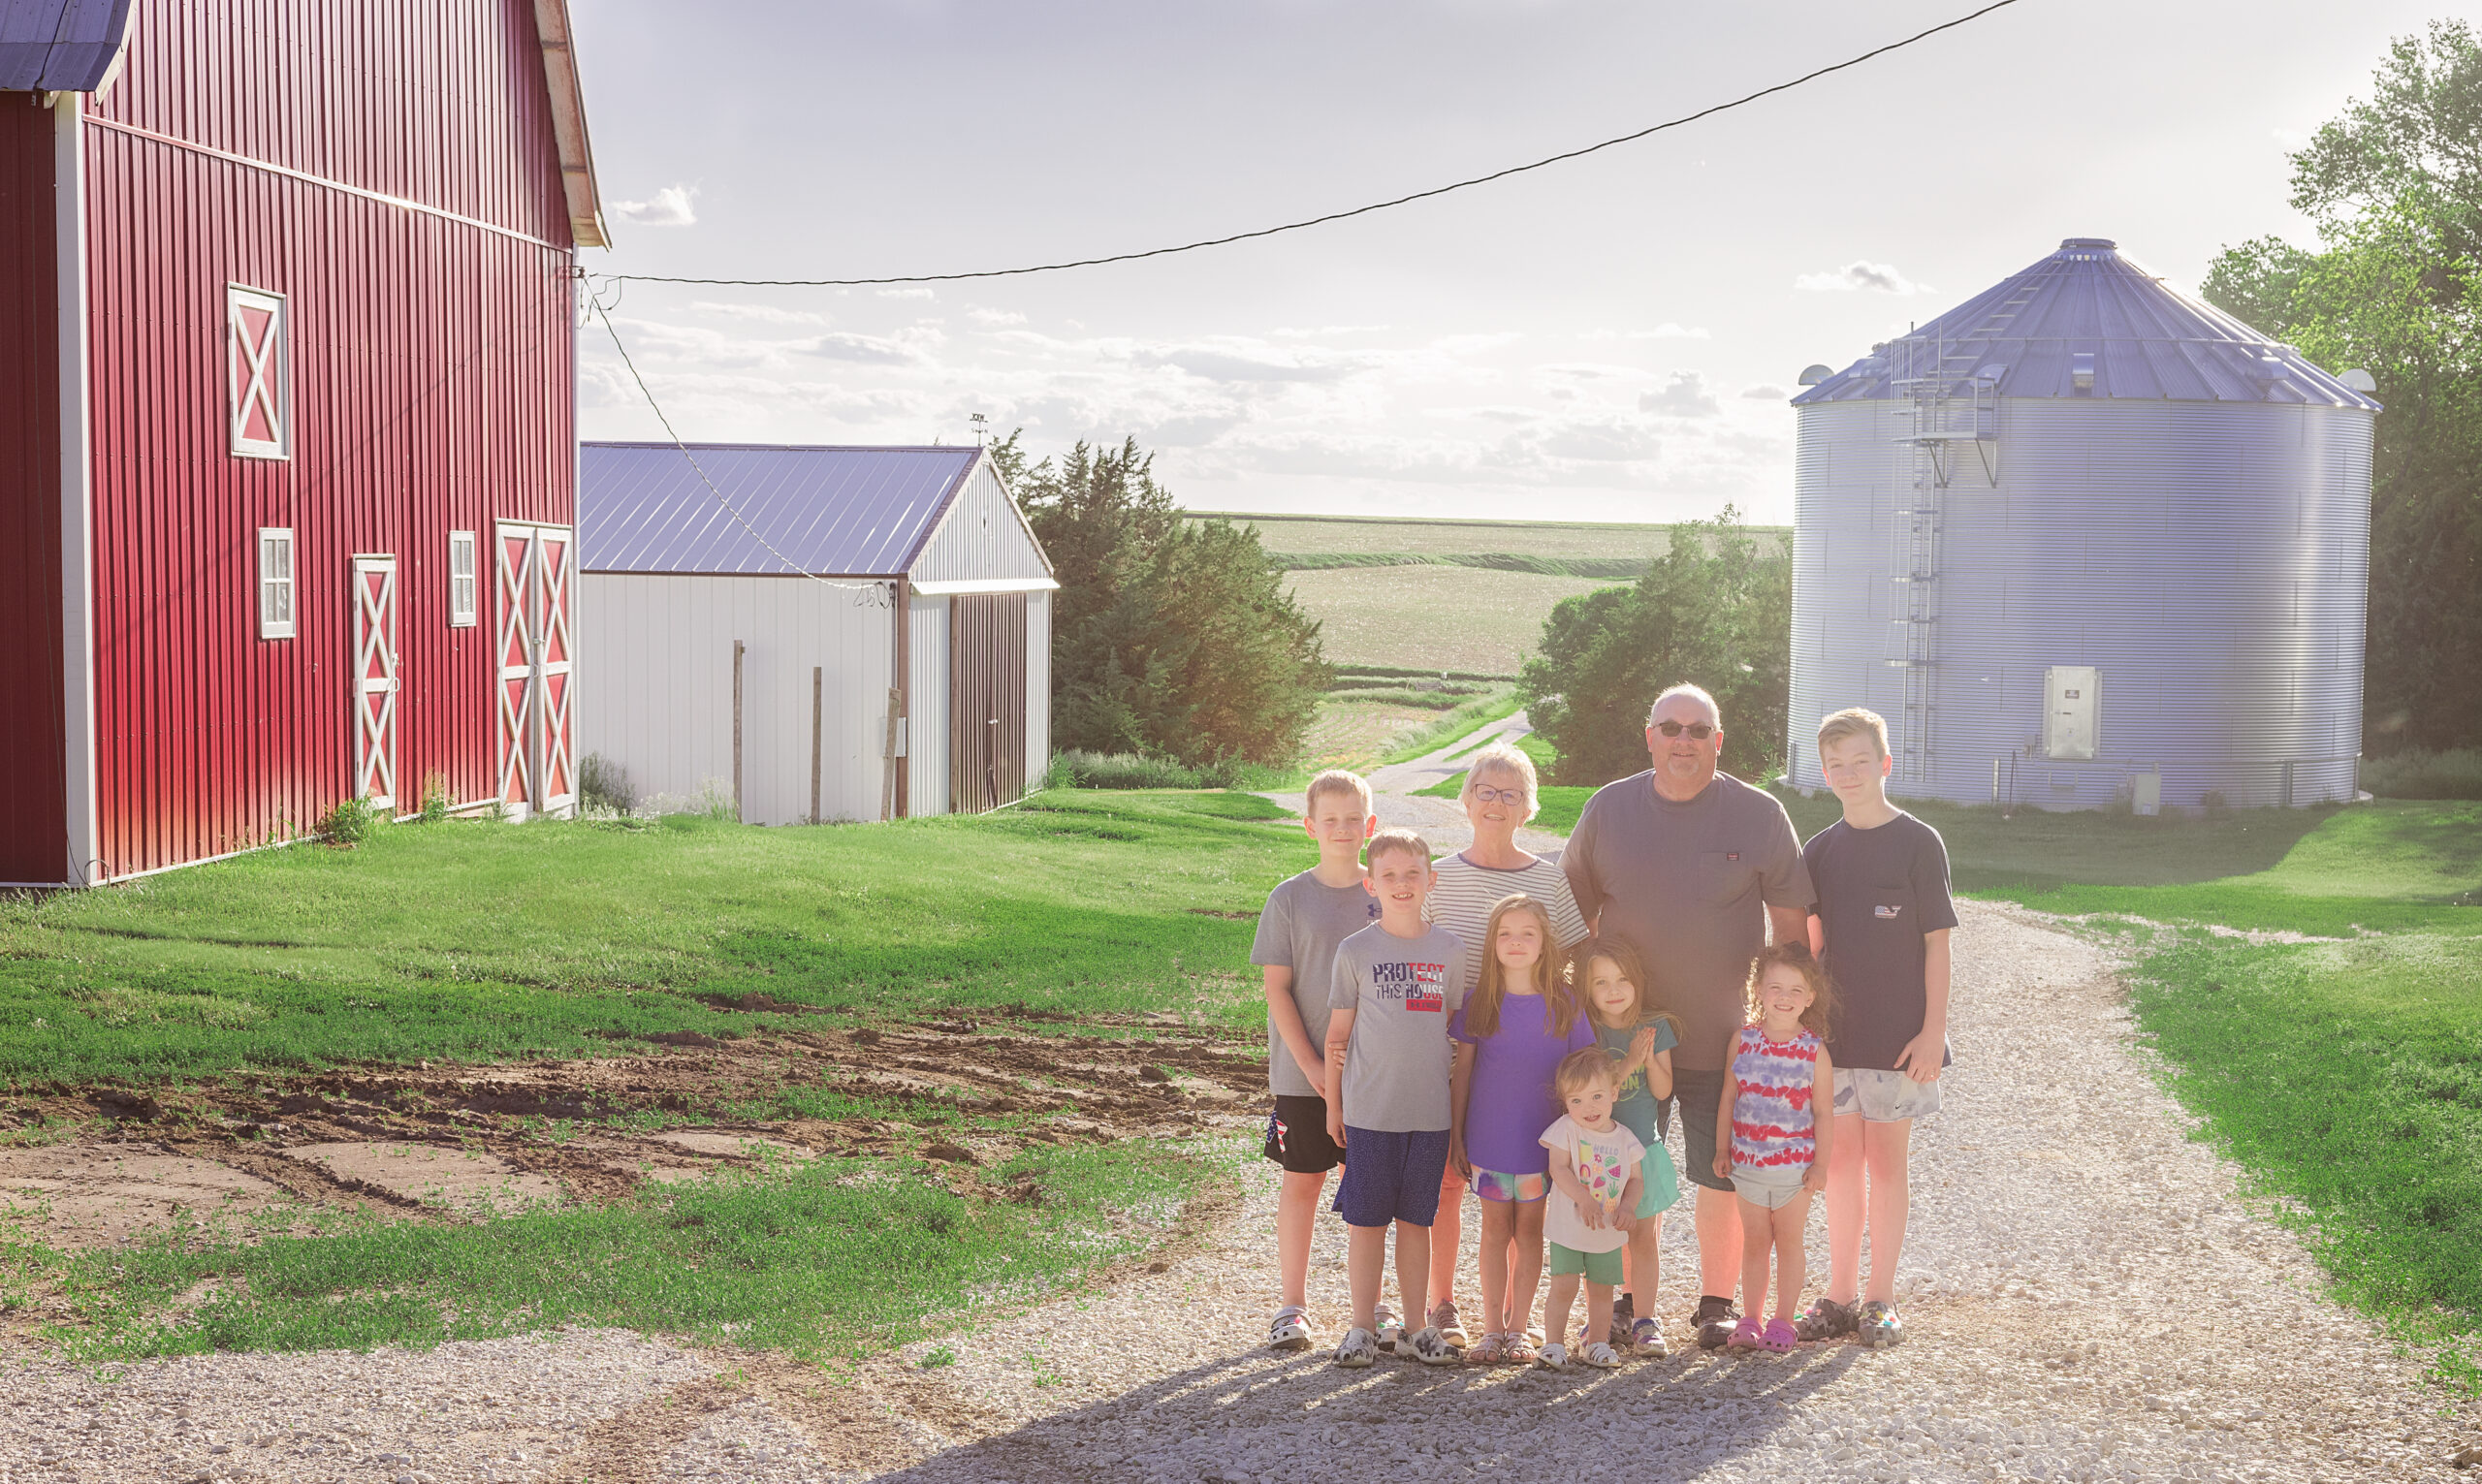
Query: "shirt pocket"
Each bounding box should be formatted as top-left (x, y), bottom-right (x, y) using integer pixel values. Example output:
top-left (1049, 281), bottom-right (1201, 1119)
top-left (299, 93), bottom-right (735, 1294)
top-left (1696, 850), bottom-right (1748, 907)
top-left (1864, 880), bottom-right (1917, 931)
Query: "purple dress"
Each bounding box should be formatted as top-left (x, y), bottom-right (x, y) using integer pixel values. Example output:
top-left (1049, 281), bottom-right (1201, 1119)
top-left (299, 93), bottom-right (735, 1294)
top-left (1450, 993), bottom-right (1598, 1178)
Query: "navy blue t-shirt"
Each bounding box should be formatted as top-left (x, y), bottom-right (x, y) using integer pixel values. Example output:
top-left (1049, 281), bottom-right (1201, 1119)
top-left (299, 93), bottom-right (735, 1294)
top-left (1802, 811), bottom-right (1958, 1073)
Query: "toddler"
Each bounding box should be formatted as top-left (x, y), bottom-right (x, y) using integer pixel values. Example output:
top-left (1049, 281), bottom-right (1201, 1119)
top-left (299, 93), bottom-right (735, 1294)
top-left (1710, 943), bottom-right (1836, 1353)
top-left (1535, 1048), bottom-right (1644, 1370)
top-left (1577, 934), bottom-right (1682, 1355)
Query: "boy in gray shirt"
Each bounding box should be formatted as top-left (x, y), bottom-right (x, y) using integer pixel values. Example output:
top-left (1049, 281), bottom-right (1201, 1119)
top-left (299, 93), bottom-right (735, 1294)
top-left (1320, 828), bottom-right (1465, 1370)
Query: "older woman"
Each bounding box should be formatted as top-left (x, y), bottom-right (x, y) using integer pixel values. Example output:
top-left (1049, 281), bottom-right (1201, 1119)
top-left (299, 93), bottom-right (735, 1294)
top-left (1418, 741), bottom-right (1588, 1349)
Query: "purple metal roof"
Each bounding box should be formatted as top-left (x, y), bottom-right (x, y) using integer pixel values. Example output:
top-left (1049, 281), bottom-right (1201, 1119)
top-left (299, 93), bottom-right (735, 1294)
top-left (579, 442), bottom-right (984, 576)
top-left (0, 0), bottom-right (132, 91)
top-left (1793, 237), bottom-right (2381, 410)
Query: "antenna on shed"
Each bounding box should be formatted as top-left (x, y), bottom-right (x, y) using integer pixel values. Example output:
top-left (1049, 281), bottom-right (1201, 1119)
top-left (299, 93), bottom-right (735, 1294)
top-left (970, 412), bottom-right (990, 446)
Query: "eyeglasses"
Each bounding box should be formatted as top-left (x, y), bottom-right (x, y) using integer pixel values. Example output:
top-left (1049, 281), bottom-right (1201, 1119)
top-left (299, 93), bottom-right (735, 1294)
top-left (1653, 720), bottom-right (1716, 740)
top-left (1470, 784), bottom-right (1527, 805)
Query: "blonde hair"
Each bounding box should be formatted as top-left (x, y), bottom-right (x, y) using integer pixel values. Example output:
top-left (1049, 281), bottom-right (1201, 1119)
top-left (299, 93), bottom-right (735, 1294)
top-left (1461, 742), bottom-right (1540, 822)
top-left (1745, 942), bottom-right (1835, 1038)
top-left (1572, 934), bottom-right (1685, 1041)
top-left (1554, 1046), bottom-right (1619, 1101)
top-left (1646, 682), bottom-right (1719, 726)
top-left (1304, 769), bottom-right (1372, 819)
top-left (1461, 894), bottom-right (1580, 1040)
top-left (1365, 827), bottom-right (1432, 869)
top-left (1815, 708), bottom-right (1890, 762)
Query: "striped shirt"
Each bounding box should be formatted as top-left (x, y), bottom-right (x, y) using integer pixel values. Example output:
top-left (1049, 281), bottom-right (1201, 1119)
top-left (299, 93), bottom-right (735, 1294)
top-left (1422, 852), bottom-right (1588, 1011)
top-left (1727, 1024), bottom-right (1824, 1173)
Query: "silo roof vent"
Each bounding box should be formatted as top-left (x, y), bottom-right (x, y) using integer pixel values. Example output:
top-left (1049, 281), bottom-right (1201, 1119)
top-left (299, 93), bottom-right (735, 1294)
top-left (2060, 237), bottom-right (2117, 252)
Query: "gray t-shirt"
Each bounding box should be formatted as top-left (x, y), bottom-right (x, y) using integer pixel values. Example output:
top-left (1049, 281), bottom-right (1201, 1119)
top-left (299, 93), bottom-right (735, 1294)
top-left (1251, 868), bottom-right (1382, 1097)
top-left (1326, 922), bottom-right (1465, 1133)
top-left (1563, 772), bottom-right (1811, 1073)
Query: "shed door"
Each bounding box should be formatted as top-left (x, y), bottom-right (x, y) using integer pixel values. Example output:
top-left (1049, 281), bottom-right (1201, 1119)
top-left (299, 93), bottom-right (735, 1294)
top-left (351, 555), bottom-right (399, 809)
top-left (495, 522), bottom-right (577, 819)
top-left (949, 592), bottom-right (1027, 813)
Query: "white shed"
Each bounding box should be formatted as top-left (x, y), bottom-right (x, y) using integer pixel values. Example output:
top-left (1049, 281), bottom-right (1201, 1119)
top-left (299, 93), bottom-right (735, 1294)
top-left (576, 443), bottom-right (1055, 822)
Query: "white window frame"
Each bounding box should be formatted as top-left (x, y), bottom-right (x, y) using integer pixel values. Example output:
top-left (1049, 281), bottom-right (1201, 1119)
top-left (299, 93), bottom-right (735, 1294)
top-left (227, 283), bottom-right (291, 460)
top-left (448, 530), bottom-right (478, 627)
top-left (257, 526), bottom-right (296, 640)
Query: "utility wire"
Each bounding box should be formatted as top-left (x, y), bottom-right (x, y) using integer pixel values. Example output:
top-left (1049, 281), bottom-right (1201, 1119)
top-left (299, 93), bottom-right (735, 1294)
top-left (589, 293), bottom-right (891, 603)
top-left (599, 0), bottom-right (2023, 289)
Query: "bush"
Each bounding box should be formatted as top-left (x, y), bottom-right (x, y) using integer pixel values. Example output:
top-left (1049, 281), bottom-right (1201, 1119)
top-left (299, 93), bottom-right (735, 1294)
top-left (2361, 747), bottom-right (2482, 800)
top-left (319, 797), bottom-right (378, 845)
top-left (1333, 663), bottom-right (1517, 683)
top-left (1042, 750), bottom-right (1245, 791)
top-left (579, 752), bottom-right (641, 816)
top-left (417, 773), bottom-right (452, 823)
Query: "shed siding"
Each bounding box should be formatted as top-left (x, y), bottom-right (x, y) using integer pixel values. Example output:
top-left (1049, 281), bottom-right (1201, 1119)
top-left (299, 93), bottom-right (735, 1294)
top-left (907, 593), bottom-right (949, 817)
top-left (574, 574), bottom-right (892, 825)
top-left (0, 95), bottom-right (65, 883)
top-left (79, 2), bottom-right (575, 877)
top-left (909, 460), bottom-right (1050, 584)
top-left (1025, 588), bottom-right (1051, 788)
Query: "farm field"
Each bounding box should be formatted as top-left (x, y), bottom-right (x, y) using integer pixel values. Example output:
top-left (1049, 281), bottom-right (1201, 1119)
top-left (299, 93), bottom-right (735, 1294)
top-left (1195, 511), bottom-right (1688, 559)
top-left (1284, 564), bottom-right (1619, 673)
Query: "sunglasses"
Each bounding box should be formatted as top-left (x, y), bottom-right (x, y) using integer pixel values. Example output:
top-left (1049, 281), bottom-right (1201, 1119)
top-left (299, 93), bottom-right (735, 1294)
top-left (1470, 784), bottom-right (1526, 805)
top-left (1654, 720), bottom-right (1716, 740)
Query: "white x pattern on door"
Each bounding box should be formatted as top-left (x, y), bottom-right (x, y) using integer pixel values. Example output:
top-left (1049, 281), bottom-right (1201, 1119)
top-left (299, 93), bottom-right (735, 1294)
top-left (352, 556), bottom-right (399, 808)
top-left (494, 522), bottom-right (576, 818)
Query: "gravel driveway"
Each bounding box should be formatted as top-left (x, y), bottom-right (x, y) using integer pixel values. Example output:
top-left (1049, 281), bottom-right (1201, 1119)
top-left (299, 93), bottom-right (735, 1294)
top-left (4, 903), bottom-right (2475, 1481)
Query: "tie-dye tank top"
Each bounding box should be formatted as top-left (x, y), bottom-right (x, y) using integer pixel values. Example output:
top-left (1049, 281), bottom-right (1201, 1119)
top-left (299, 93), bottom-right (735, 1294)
top-left (1727, 1024), bottom-right (1824, 1173)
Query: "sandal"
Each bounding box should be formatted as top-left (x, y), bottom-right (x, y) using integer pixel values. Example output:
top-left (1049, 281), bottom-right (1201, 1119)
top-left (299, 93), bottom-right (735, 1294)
top-left (1534, 1341), bottom-right (1569, 1371)
top-left (1576, 1341), bottom-right (1622, 1369)
top-left (1725, 1316), bottom-right (1764, 1350)
top-left (1502, 1332), bottom-right (1539, 1366)
top-left (1691, 1294), bottom-right (1740, 1351)
top-left (1402, 1326), bottom-right (1459, 1366)
top-left (1464, 1331), bottom-right (1508, 1366)
top-left (1794, 1296), bottom-right (1856, 1342)
top-left (1267, 1305), bottom-right (1313, 1351)
top-left (1760, 1318), bottom-right (1798, 1354)
top-left (1334, 1326), bottom-right (1378, 1369)
top-left (1858, 1299), bottom-right (1905, 1350)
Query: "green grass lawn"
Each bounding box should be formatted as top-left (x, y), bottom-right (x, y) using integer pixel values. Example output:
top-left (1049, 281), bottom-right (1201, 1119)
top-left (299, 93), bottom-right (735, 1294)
top-left (0, 790), bottom-right (1304, 1087)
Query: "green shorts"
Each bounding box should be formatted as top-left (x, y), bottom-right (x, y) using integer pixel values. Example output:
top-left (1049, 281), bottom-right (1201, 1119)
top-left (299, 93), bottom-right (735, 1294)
top-left (1547, 1241), bottom-right (1624, 1285)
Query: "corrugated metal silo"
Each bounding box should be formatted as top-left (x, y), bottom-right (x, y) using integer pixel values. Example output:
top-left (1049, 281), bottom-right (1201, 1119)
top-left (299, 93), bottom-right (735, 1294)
top-left (1786, 237), bottom-right (2378, 811)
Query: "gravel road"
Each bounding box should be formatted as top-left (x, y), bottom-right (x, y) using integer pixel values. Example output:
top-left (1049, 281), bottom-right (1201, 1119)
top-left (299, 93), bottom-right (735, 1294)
top-left (4, 902), bottom-right (2475, 1481)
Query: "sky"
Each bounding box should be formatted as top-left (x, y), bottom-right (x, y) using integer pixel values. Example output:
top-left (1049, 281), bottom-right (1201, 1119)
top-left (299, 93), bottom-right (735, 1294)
top-left (567, 0), bottom-right (2444, 526)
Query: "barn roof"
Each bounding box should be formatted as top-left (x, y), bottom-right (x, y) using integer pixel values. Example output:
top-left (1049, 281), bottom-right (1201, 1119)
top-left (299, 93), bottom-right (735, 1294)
top-left (580, 443), bottom-right (999, 577)
top-left (1793, 237), bottom-right (2381, 410)
top-left (1, 0), bottom-right (133, 91)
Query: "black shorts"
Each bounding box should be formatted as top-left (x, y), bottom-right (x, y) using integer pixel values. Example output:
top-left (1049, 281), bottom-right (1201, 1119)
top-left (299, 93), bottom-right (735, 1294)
top-left (1671, 1068), bottom-right (1731, 1193)
top-left (1262, 1094), bottom-right (1345, 1174)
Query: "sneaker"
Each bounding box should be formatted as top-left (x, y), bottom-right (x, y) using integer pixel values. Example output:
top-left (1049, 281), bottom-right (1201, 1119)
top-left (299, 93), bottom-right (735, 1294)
top-left (1427, 1302), bottom-right (1469, 1348)
top-left (1576, 1340), bottom-right (1623, 1369)
top-left (1401, 1326), bottom-right (1459, 1366)
top-left (1794, 1297), bottom-right (1857, 1342)
top-left (1691, 1295), bottom-right (1740, 1351)
top-left (1534, 1341), bottom-right (1570, 1371)
top-left (1266, 1305), bottom-right (1312, 1352)
top-left (1629, 1316), bottom-right (1670, 1358)
top-left (1373, 1303), bottom-right (1401, 1353)
top-left (1334, 1326), bottom-right (1379, 1368)
top-left (1858, 1299), bottom-right (1905, 1350)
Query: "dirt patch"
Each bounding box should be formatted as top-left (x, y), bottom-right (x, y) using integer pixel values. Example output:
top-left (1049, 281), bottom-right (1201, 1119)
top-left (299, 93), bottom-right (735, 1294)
top-left (286, 1141), bottom-right (565, 1213)
top-left (0, 1145), bottom-right (296, 1247)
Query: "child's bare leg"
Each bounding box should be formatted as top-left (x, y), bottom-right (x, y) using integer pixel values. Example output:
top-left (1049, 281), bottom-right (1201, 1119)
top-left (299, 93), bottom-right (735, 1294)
top-left (1769, 1191), bottom-right (1813, 1321)
top-left (1392, 1218), bottom-right (1432, 1332)
top-left (1509, 1197), bottom-right (1548, 1338)
top-left (1736, 1195), bottom-right (1776, 1321)
top-left (1543, 1272), bottom-right (1580, 1351)
top-left (1276, 1169), bottom-right (1328, 1310)
top-left (1346, 1223), bottom-right (1389, 1332)
top-left (1476, 1198), bottom-right (1515, 1335)
top-left (1824, 1110), bottom-right (1865, 1304)
top-left (1862, 1119), bottom-right (1913, 1305)
top-left (1623, 1214), bottom-right (1662, 1317)
top-left (1426, 1168), bottom-right (1463, 1314)
top-left (1581, 1279), bottom-right (1615, 1345)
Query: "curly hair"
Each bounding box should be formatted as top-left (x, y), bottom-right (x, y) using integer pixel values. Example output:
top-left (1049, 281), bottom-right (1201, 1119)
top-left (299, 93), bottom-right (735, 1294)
top-left (1743, 940), bottom-right (1835, 1037)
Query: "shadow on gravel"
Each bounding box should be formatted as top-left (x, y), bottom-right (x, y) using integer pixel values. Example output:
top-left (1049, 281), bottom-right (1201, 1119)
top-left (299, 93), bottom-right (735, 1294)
top-left (869, 1341), bottom-right (1866, 1480)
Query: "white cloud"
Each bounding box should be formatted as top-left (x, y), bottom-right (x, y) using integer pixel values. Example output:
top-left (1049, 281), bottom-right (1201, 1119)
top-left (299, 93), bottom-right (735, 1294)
top-left (804, 329), bottom-right (940, 364)
top-left (1739, 384), bottom-right (1789, 400)
top-left (611, 185), bottom-right (698, 228)
top-left (1639, 370), bottom-right (1720, 418)
top-left (1796, 260), bottom-right (1929, 296)
top-left (967, 306), bottom-right (1027, 327)
top-left (1579, 323), bottom-right (1711, 340)
top-left (876, 287), bottom-right (937, 300)
top-left (690, 301), bottom-right (831, 327)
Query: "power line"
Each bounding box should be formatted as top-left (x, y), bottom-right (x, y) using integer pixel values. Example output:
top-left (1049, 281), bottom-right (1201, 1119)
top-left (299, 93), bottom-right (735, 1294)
top-left (598, 0), bottom-right (2024, 289)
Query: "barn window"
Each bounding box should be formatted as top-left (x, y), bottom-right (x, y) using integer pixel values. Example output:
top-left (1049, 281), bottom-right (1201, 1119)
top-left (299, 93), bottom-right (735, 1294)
top-left (227, 285), bottom-right (290, 459)
top-left (257, 527), bottom-right (296, 640)
top-left (448, 530), bottom-right (478, 626)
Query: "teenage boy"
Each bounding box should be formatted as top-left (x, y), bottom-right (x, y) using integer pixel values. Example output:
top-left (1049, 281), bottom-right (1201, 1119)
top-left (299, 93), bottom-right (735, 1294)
top-left (1252, 769), bottom-right (1379, 1352)
top-left (1796, 708), bottom-right (1957, 1350)
top-left (1321, 828), bottom-right (1464, 1368)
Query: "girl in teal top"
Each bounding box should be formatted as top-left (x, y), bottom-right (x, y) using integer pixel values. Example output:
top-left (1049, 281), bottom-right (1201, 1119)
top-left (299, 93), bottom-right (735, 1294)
top-left (1575, 934), bottom-right (1683, 1355)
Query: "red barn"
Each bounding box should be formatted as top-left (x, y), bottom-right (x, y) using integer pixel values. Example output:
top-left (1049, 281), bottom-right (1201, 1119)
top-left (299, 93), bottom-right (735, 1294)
top-left (0, 0), bottom-right (604, 886)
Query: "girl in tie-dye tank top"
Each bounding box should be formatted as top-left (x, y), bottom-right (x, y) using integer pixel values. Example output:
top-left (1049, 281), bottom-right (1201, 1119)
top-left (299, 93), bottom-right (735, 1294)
top-left (1710, 944), bottom-right (1838, 1353)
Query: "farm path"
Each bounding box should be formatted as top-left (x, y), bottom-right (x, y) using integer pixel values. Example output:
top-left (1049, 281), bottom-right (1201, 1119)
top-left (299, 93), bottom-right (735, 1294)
top-left (1259, 709), bottom-right (1563, 857)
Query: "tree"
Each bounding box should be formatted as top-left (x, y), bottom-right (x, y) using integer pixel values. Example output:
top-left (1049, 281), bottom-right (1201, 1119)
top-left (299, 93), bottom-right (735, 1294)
top-left (1516, 509), bottom-right (1790, 789)
top-left (991, 433), bottom-right (1327, 766)
top-left (2202, 20), bottom-right (2482, 753)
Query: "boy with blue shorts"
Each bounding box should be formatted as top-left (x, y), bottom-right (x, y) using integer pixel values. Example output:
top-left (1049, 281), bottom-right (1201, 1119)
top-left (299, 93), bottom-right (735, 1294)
top-left (1797, 708), bottom-right (1957, 1349)
top-left (1321, 828), bottom-right (1464, 1369)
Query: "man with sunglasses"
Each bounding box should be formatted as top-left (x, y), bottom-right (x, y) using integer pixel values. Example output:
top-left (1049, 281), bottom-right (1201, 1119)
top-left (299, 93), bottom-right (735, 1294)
top-left (1562, 682), bottom-right (1811, 1351)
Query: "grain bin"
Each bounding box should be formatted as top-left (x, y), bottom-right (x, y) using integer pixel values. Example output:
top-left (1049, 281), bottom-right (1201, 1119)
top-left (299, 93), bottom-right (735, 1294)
top-left (1786, 237), bottom-right (2379, 812)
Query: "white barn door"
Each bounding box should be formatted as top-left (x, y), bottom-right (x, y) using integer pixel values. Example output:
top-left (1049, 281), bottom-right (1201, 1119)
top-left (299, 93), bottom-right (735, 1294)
top-left (495, 522), bottom-right (577, 819)
top-left (351, 555), bottom-right (399, 809)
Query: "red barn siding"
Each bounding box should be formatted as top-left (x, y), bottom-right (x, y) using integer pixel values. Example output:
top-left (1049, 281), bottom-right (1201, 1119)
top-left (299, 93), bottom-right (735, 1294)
top-left (0, 98), bottom-right (66, 884)
top-left (77, 0), bottom-right (576, 878)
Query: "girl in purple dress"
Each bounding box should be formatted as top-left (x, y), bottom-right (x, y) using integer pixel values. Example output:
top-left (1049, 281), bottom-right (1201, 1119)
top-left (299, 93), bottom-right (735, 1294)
top-left (1448, 893), bottom-right (1597, 1365)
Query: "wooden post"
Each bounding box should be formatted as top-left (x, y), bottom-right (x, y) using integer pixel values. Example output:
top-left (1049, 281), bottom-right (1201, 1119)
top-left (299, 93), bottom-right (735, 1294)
top-left (810, 665), bottom-right (823, 825)
top-left (732, 639), bottom-right (745, 823)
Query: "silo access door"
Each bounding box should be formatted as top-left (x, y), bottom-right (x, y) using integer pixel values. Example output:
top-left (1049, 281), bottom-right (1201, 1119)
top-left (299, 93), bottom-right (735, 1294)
top-left (949, 592), bottom-right (1028, 813)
